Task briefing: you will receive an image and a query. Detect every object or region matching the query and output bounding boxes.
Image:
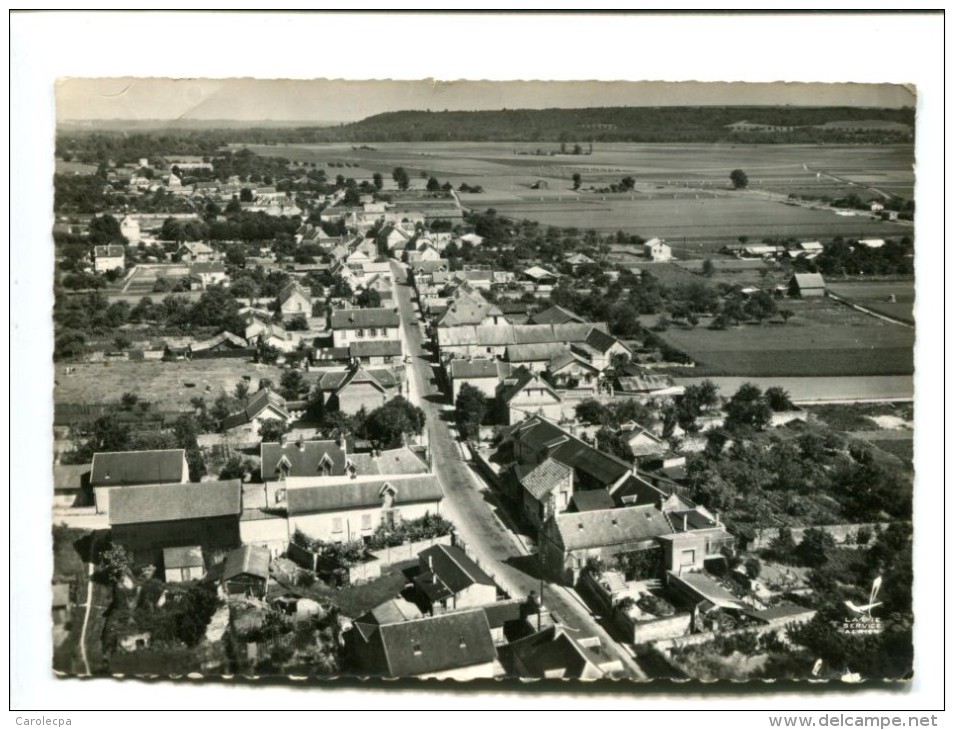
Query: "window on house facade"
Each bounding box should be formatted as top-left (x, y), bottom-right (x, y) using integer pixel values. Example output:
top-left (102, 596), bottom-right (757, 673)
top-left (356, 328), bottom-right (364, 338)
top-left (369, 327), bottom-right (377, 337)
top-left (361, 513), bottom-right (373, 530)
top-left (332, 517), bottom-right (344, 534)
top-left (680, 549), bottom-right (696, 567)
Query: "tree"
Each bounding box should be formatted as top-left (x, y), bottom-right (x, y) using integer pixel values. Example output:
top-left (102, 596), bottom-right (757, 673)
top-left (279, 369), bottom-right (306, 400)
top-left (259, 418), bottom-right (290, 443)
top-left (574, 399), bottom-right (610, 425)
top-left (701, 258), bottom-right (716, 277)
top-left (363, 397), bottom-right (425, 448)
top-left (797, 527), bottom-right (837, 568)
top-left (768, 526), bottom-right (797, 562)
top-left (596, 426), bottom-right (635, 463)
top-left (724, 383), bottom-right (772, 432)
top-left (426, 176), bottom-right (441, 192)
top-left (455, 383), bottom-right (487, 441)
top-left (234, 380), bottom-right (250, 402)
top-left (571, 173), bottom-right (582, 190)
top-left (355, 288), bottom-right (382, 308)
top-left (730, 169), bottom-right (749, 190)
top-left (120, 392), bottom-right (139, 410)
top-left (219, 455), bottom-right (253, 481)
top-left (240, 187), bottom-right (254, 202)
top-left (98, 543), bottom-right (132, 584)
top-left (392, 167), bottom-right (410, 191)
top-left (779, 308), bottom-right (795, 324)
top-left (372, 172), bottom-right (384, 190)
top-left (765, 386), bottom-right (795, 412)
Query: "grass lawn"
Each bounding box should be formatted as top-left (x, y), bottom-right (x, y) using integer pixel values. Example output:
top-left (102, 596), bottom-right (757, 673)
top-left (805, 402), bottom-right (914, 432)
top-left (827, 280), bottom-right (915, 325)
top-left (54, 359), bottom-right (287, 412)
top-left (654, 298), bottom-right (914, 377)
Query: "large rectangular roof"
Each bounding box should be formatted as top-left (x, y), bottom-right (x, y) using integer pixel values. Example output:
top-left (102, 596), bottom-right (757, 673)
top-left (109, 480), bottom-right (241, 526)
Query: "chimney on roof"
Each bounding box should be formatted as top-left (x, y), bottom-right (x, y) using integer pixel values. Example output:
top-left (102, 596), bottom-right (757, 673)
top-left (683, 514), bottom-right (688, 532)
top-left (428, 555), bottom-right (433, 572)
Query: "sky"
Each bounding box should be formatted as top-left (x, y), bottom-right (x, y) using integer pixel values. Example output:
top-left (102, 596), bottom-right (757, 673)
top-left (55, 78), bottom-right (916, 124)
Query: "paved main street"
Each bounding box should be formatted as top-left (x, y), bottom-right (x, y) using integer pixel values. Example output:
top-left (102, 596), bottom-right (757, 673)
top-left (389, 260), bottom-right (646, 679)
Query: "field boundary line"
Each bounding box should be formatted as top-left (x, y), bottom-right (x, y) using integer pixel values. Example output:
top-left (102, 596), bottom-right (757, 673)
top-left (827, 292), bottom-right (914, 329)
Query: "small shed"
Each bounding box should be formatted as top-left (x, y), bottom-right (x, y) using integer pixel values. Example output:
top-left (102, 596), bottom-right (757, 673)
top-left (788, 272), bottom-right (826, 298)
top-left (221, 545), bottom-right (271, 598)
top-left (163, 546), bottom-right (205, 583)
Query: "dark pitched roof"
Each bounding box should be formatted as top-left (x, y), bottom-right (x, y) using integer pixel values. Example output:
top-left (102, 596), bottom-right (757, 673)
top-left (90, 449), bottom-right (186, 487)
top-left (500, 625), bottom-right (607, 678)
top-left (260, 440), bottom-right (347, 481)
top-left (285, 475), bottom-right (443, 515)
top-left (330, 308), bottom-right (400, 329)
top-left (367, 609), bottom-right (496, 677)
top-left (551, 505), bottom-right (674, 551)
top-left (505, 343), bottom-right (569, 363)
top-left (584, 326), bottom-right (625, 354)
top-left (529, 305), bottom-right (587, 325)
top-left (163, 546), bottom-right (204, 570)
top-left (221, 389), bottom-right (289, 430)
top-left (278, 281), bottom-right (312, 305)
top-left (415, 544), bottom-right (495, 598)
top-left (190, 331), bottom-right (246, 352)
top-left (346, 447), bottom-right (428, 476)
top-left (517, 458), bottom-right (572, 501)
top-left (449, 358), bottom-right (505, 380)
top-left (222, 545), bottom-right (270, 582)
top-left (510, 417), bottom-right (631, 487)
top-left (568, 489), bottom-right (615, 512)
top-left (497, 370), bottom-right (561, 405)
top-left (349, 339), bottom-right (403, 357)
top-left (109, 480), bottom-right (242, 526)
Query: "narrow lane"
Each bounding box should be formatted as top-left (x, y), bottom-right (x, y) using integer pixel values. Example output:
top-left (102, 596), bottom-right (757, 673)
top-left (389, 260), bottom-right (646, 679)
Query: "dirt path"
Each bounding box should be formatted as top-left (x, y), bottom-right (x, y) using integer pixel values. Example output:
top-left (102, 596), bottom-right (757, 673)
top-left (77, 531), bottom-right (100, 676)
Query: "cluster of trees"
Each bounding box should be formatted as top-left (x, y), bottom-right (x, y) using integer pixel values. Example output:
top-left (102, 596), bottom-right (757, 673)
top-left (685, 421), bottom-right (912, 528)
top-left (309, 396), bottom-right (426, 451)
top-left (797, 237), bottom-right (914, 278)
top-left (64, 411), bottom-right (207, 481)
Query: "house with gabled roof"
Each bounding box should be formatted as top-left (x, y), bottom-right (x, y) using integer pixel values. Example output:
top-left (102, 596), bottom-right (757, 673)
top-left (515, 457), bottom-right (574, 532)
top-left (261, 440), bottom-right (347, 483)
top-left (346, 447), bottom-right (428, 477)
top-left (788, 272), bottom-right (826, 298)
top-left (177, 241), bottom-right (215, 263)
top-left (349, 339), bottom-right (403, 366)
top-left (499, 624), bottom-right (623, 679)
top-left (221, 544), bottom-right (271, 598)
top-left (349, 606), bottom-right (499, 679)
top-left (93, 244), bottom-right (125, 272)
top-left (503, 416), bottom-right (634, 493)
top-left (504, 343), bottom-right (571, 373)
top-left (545, 350), bottom-right (600, 393)
top-left (189, 331), bottom-right (248, 358)
top-left (329, 307), bottom-right (401, 349)
top-left (163, 546), bottom-right (205, 583)
top-left (278, 281), bottom-right (312, 317)
top-left (528, 305), bottom-right (588, 326)
top-left (221, 388), bottom-right (291, 434)
top-left (496, 369), bottom-right (564, 425)
top-left (108, 480), bottom-right (242, 566)
top-left (90, 449), bottom-right (189, 514)
top-left (448, 358), bottom-right (512, 401)
top-left (564, 252), bottom-right (597, 272)
top-left (413, 544), bottom-right (497, 614)
top-left (571, 327), bottom-right (632, 371)
top-left (437, 291), bottom-right (507, 328)
top-left (283, 473), bottom-right (444, 543)
top-left (313, 364), bottom-right (405, 415)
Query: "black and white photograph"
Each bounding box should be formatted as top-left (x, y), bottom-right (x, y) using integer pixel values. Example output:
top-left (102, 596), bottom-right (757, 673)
top-left (10, 9), bottom-right (944, 720)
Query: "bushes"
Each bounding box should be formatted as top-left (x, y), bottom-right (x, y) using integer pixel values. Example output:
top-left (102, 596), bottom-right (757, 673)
top-left (636, 594), bottom-right (675, 617)
top-left (364, 513), bottom-right (454, 550)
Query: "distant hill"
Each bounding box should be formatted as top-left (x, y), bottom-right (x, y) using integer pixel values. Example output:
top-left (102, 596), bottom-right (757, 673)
top-left (329, 106), bottom-right (915, 144)
top-left (57, 118), bottom-right (345, 132)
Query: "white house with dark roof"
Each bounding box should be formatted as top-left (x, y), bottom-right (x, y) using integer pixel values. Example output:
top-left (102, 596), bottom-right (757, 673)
top-left (314, 364), bottom-right (405, 415)
top-left (330, 308), bottom-right (401, 349)
top-left (496, 369), bottom-right (564, 425)
top-left (283, 473), bottom-right (444, 543)
top-left (177, 241), bottom-right (215, 263)
top-left (413, 544), bottom-right (497, 614)
top-left (278, 281), bottom-right (312, 317)
top-left (516, 457), bottom-right (574, 532)
top-left (93, 244), bottom-right (125, 273)
top-left (448, 358), bottom-right (512, 402)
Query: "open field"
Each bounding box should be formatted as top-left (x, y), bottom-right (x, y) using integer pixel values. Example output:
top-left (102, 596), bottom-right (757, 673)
top-left (239, 142), bottom-right (915, 241)
top-left (54, 359), bottom-right (286, 411)
top-left (673, 375), bottom-right (914, 403)
top-left (826, 280), bottom-right (915, 325)
top-left (655, 298), bottom-right (914, 378)
top-left (123, 264), bottom-right (192, 294)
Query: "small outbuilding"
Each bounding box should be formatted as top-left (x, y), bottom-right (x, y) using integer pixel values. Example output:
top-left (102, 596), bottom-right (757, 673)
top-left (163, 546), bottom-right (205, 583)
top-left (221, 545), bottom-right (271, 598)
top-left (788, 272), bottom-right (826, 298)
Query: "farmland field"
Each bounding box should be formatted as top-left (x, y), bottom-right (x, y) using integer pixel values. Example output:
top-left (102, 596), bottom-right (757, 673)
top-left (241, 141), bottom-right (914, 243)
top-left (654, 298), bottom-right (914, 378)
top-left (826, 280), bottom-right (915, 325)
top-left (54, 360), bottom-right (286, 411)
